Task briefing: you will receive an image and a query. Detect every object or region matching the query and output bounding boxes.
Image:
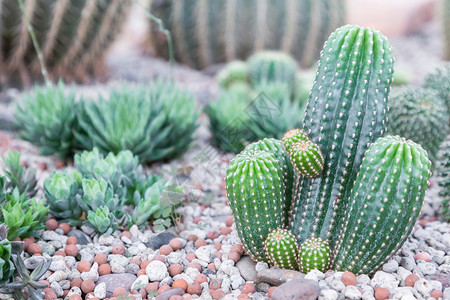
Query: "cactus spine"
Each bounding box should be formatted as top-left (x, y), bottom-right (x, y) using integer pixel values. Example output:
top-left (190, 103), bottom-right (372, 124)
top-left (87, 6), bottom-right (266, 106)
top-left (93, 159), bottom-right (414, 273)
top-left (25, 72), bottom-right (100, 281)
top-left (264, 228), bottom-right (299, 270)
top-left (332, 136), bottom-right (431, 274)
top-left (225, 150), bottom-right (288, 262)
top-left (148, 0), bottom-right (346, 69)
top-left (289, 25), bottom-right (394, 246)
top-left (438, 138), bottom-right (450, 222)
top-left (0, 0), bottom-right (131, 86)
top-left (298, 237), bottom-right (330, 273)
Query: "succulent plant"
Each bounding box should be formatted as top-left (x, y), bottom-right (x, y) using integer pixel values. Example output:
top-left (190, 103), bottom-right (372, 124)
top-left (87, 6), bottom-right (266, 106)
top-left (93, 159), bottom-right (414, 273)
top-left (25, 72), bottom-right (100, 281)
top-left (281, 128), bottom-right (309, 154)
top-left (298, 237), bottom-right (330, 273)
top-left (148, 0), bottom-right (345, 69)
top-left (290, 25), bottom-right (394, 247)
top-left (0, 224), bottom-right (14, 285)
top-left (216, 61), bottom-right (249, 89)
top-left (247, 51), bottom-right (298, 93)
top-left (0, 240), bottom-right (50, 300)
top-left (76, 81), bottom-right (199, 163)
top-left (264, 228), bottom-right (299, 270)
top-left (1, 189), bottom-right (48, 241)
top-left (332, 136), bottom-right (431, 274)
top-left (423, 63), bottom-right (450, 112)
top-left (289, 140), bottom-right (324, 178)
top-left (15, 82), bottom-right (78, 158)
top-left (86, 206), bottom-right (118, 235)
top-left (225, 150), bottom-right (288, 262)
top-left (44, 171), bottom-right (84, 225)
top-left (438, 137), bottom-right (450, 222)
top-left (2, 150), bottom-right (38, 198)
top-left (0, 0), bottom-right (131, 87)
top-left (387, 87), bottom-right (449, 165)
top-left (206, 91), bottom-right (258, 153)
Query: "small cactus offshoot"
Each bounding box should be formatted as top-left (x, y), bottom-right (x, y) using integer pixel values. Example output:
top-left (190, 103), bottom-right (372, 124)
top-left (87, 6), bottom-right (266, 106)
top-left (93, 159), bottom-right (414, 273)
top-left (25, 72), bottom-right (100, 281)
top-left (264, 228), bottom-right (299, 270)
top-left (289, 140), bottom-right (324, 178)
top-left (281, 128), bottom-right (309, 154)
top-left (298, 237), bottom-right (330, 273)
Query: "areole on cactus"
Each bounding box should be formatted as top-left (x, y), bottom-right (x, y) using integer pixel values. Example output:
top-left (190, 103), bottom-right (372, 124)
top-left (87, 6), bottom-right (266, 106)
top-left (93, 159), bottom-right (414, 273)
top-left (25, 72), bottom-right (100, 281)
top-left (225, 24), bottom-right (432, 275)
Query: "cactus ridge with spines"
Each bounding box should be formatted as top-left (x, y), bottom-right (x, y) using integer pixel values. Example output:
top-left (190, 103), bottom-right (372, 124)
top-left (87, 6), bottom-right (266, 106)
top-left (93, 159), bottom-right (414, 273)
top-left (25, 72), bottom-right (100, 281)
top-left (225, 149), bottom-right (288, 262)
top-left (289, 140), bottom-right (324, 178)
top-left (289, 25), bottom-right (394, 247)
top-left (264, 228), bottom-right (299, 270)
top-left (298, 237), bottom-right (330, 273)
top-left (438, 137), bottom-right (450, 222)
top-left (332, 135), bottom-right (431, 274)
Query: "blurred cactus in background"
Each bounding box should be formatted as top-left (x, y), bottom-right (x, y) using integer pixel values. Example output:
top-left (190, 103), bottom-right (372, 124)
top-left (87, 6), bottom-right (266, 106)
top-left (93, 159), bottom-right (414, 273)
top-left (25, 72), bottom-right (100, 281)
top-left (147, 0), bottom-right (346, 69)
top-left (0, 0), bottom-right (131, 88)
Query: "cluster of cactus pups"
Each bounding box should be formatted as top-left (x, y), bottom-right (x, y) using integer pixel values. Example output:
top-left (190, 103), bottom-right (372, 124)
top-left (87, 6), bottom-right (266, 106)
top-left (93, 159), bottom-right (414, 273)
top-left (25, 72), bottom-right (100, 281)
top-left (225, 25), bottom-right (432, 275)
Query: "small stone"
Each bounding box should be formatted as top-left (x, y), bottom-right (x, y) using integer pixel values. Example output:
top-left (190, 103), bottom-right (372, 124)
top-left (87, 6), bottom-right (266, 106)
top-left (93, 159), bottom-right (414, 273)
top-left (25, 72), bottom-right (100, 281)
top-left (94, 253), bottom-right (108, 265)
top-left (50, 281), bottom-right (63, 297)
top-left (146, 231), bottom-right (176, 250)
top-left (430, 289), bottom-right (443, 299)
top-left (195, 239), bottom-right (207, 249)
top-left (230, 274), bottom-right (245, 289)
top-left (371, 271), bottom-right (399, 289)
top-left (96, 274), bottom-right (137, 298)
top-left (81, 280), bottom-right (95, 294)
top-left (28, 243), bottom-right (42, 255)
top-left (330, 279), bottom-right (345, 292)
top-left (305, 270), bottom-right (325, 282)
top-left (271, 278), bottom-right (320, 300)
top-left (169, 239), bottom-right (183, 251)
top-left (68, 229), bottom-right (93, 245)
top-left (209, 279), bottom-right (222, 290)
top-left (400, 257), bottom-right (416, 271)
top-left (65, 244), bottom-right (79, 257)
top-left (210, 289), bottom-right (226, 300)
top-left (417, 262), bottom-right (437, 275)
top-left (414, 278), bottom-right (433, 296)
top-left (242, 283), bottom-right (255, 294)
top-left (414, 252), bottom-right (432, 262)
top-left (112, 244), bottom-right (125, 255)
top-left (374, 287), bottom-right (390, 300)
top-left (255, 262), bottom-right (269, 272)
top-left (154, 288), bottom-right (184, 300)
top-left (24, 256), bottom-right (47, 270)
top-left (405, 274), bottom-right (419, 287)
top-left (99, 264), bottom-right (111, 276)
top-left (94, 282), bottom-right (106, 299)
top-left (146, 260), bottom-right (169, 281)
top-left (319, 289), bottom-right (338, 300)
top-left (173, 279), bottom-right (188, 291)
top-left (425, 273), bottom-right (450, 289)
top-left (236, 256), bottom-right (257, 281)
top-left (125, 263), bottom-right (140, 274)
top-left (257, 268), bottom-right (304, 286)
top-left (169, 264), bottom-right (183, 276)
top-left (341, 271), bottom-right (357, 286)
top-left (187, 282), bottom-right (202, 295)
top-left (382, 260), bottom-right (398, 273)
top-left (343, 286), bottom-right (362, 300)
top-left (59, 222), bottom-right (71, 234)
top-left (45, 219), bottom-right (59, 231)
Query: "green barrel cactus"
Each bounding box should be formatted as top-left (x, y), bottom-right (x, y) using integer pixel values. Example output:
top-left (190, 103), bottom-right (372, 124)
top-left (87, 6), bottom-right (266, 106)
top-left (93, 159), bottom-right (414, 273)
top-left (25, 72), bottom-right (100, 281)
top-left (281, 128), bottom-right (309, 154)
top-left (423, 63), bottom-right (450, 113)
top-left (332, 136), bottom-right (431, 274)
top-left (0, 0), bottom-right (131, 87)
top-left (438, 138), bottom-right (450, 222)
top-left (289, 140), bottom-right (324, 178)
top-left (387, 87), bottom-right (449, 166)
top-left (290, 25), bottom-right (394, 246)
top-left (298, 237), bottom-right (330, 273)
top-left (247, 51), bottom-right (298, 93)
top-left (225, 150), bottom-right (288, 262)
top-left (264, 228), bottom-right (299, 270)
top-left (216, 60), bottom-right (249, 89)
top-left (148, 0), bottom-right (345, 69)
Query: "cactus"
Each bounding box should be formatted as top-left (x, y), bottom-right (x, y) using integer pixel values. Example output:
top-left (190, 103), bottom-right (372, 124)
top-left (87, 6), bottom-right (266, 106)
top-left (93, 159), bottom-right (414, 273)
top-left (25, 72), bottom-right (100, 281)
top-left (247, 51), bottom-right (298, 93)
top-left (281, 128), bottom-right (309, 154)
top-left (298, 237), bottom-right (330, 273)
top-left (216, 60), bottom-right (249, 89)
top-left (264, 228), bottom-right (299, 270)
top-left (387, 87), bottom-right (449, 165)
top-left (423, 63), bottom-right (450, 112)
top-left (148, 0), bottom-right (346, 69)
top-left (289, 140), bottom-right (324, 178)
top-left (332, 136), bottom-right (431, 274)
top-left (225, 150), bottom-right (288, 262)
top-left (0, 0), bottom-right (131, 87)
top-left (289, 25), bottom-right (394, 246)
top-left (438, 138), bottom-right (450, 222)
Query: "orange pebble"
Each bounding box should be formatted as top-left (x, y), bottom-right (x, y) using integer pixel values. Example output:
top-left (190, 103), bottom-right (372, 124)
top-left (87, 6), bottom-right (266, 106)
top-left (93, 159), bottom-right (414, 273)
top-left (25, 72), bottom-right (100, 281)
top-left (173, 279), bottom-right (188, 291)
top-left (230, 244), bottom-right (244, 255)
top-left (81, 280), bottom-right (95, 294)
top-left (225, 216), bottom-right (234, 227)
top-left (58, 222), bottom-right (71, 234)
top-left (169, 239), bottom-right (183, 251)
top-left (77, 261), bottom-right (91, 273)
top-left (168, 264), bottom-right (183, 276)
top-left (341, 271), bottom-right (357, 286)
top-left (158, 284), bottom-right (171, 294)
top-left (45, 219), bottom-right (59, 231)
top-left (27, 243), bottom-right (42, 255)
top-left (112, 244), bottom-right (125, 255)
top-left (113, 287), bottom-right (127, 297)
top-left (220, 227), bottom-right (232, 235)
top-left (195, 274), bottom-right (207, 284)
top-left (160, 245), bottom-right (173, 256)
top-left (66, 236), bottom-right (77, 245)
top-left (242, 283), bottom-right (255, 294)
top-left (375, 287), bottom-right (390, 300)
top-left (195, 239), bottom-right (207, 249)
top-left (65, 244), bottom-right (79, 257)
top-left (94, 253), bottom-right (108, 265)
top-left (99, 263), bottom-right (111, 276)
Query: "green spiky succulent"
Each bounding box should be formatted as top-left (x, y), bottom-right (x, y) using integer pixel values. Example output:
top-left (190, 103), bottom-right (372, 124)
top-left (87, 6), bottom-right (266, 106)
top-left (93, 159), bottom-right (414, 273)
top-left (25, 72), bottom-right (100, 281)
top-left (1, 189), bottom-right (48, 241)
top-left (298, 237), bottom-right (330, 273)
top-left (247, 51), bottom-right (298, 93)
top-left (0, 241), bottom-right (50, 300)
top-left (0, 0), bottom-right (131, 87)
top-left (216, 61), bottom-right (249, 89)
top-left (76, 81), bottom-right (199, 163)
top-left (225, 150), bottom-right (288, 262)
top-left (387, 87), bottom-right (449, 165)
top-left (333, 136), bottom-right (431, 274)
top-left (281, 128), bottom-right (309, 154)
top-left (44, 171), bottom-right (83, 225)
top-left (289, 140), bottom-right (324, 178)
top-left (2, 150), bottom-right (38, 198)
top-left (264, 228), bottom-right (299, 270)
top-left (438, 138), bottom-right (450, 222)
top-left (86, 206), bottom-right (117, 235)
top-left (423, 63), bottom-right (450, 112)
top-left (15, 82), bottom-right (78, 158)
top-left (0, 224), bottom-right (14, 285)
